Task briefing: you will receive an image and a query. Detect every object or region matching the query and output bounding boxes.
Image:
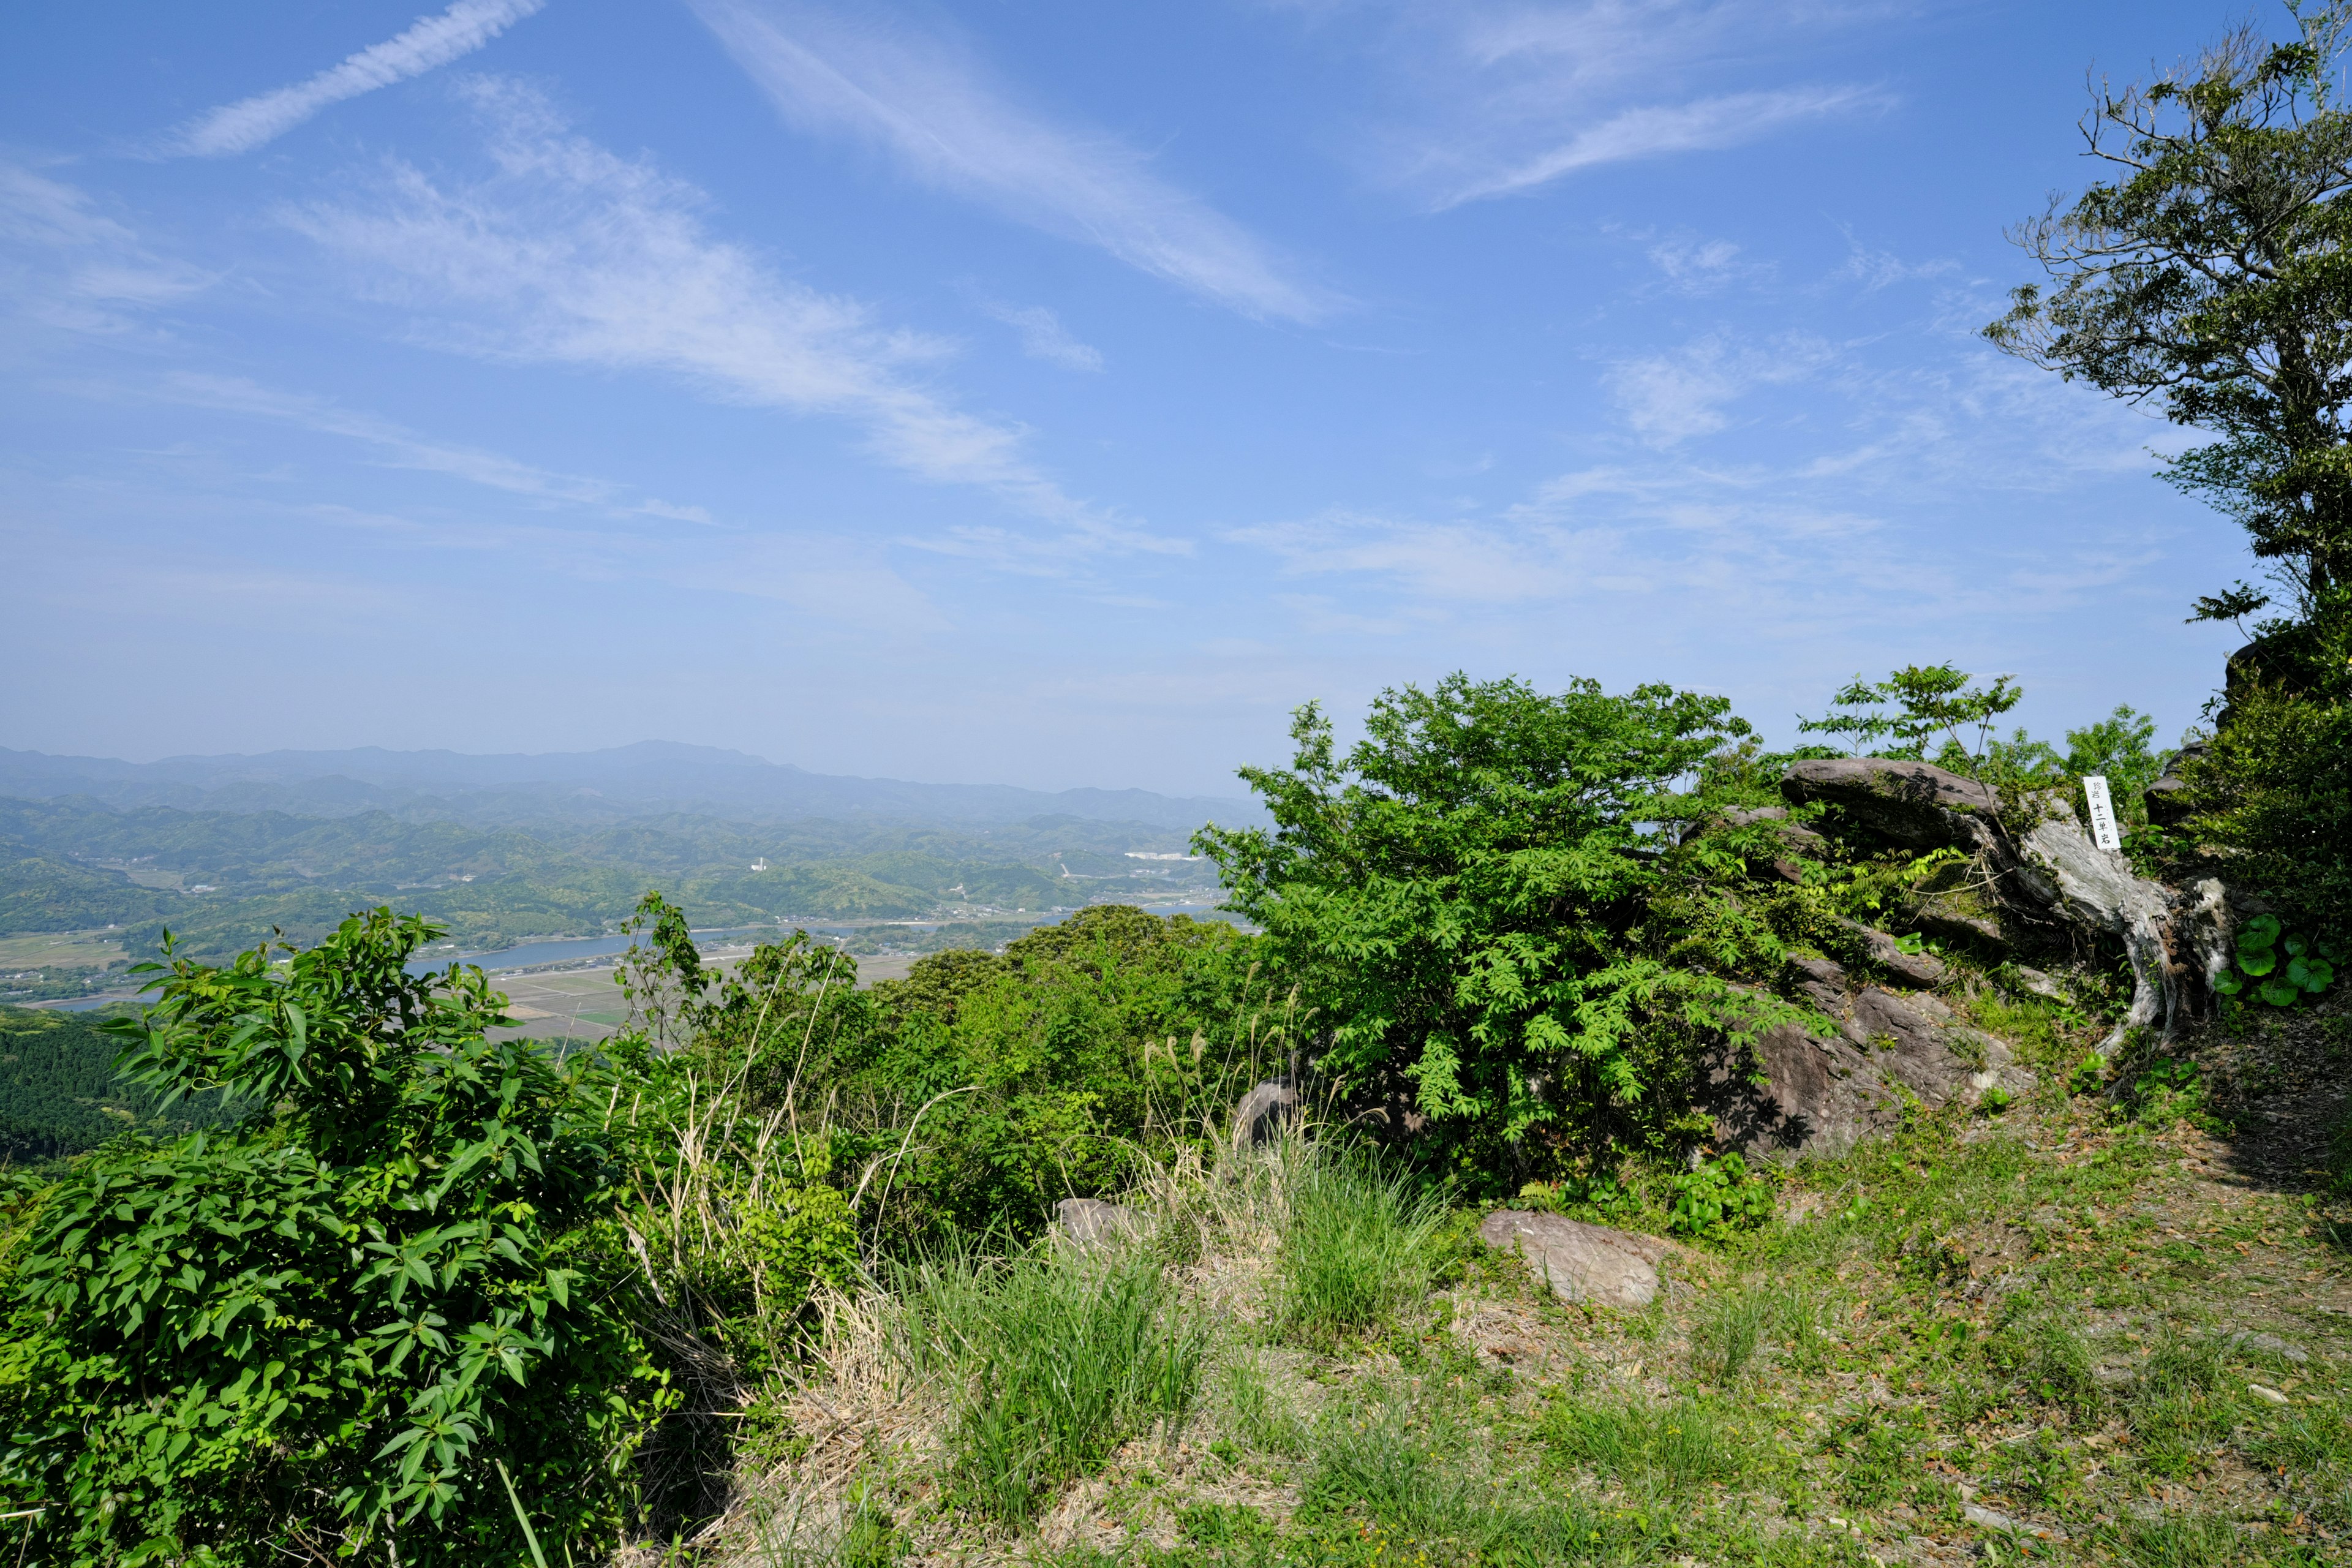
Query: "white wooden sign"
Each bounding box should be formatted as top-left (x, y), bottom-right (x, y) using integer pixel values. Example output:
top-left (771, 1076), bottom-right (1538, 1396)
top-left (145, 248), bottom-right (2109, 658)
top-left (2082, 775), bottom-right (2122, 851)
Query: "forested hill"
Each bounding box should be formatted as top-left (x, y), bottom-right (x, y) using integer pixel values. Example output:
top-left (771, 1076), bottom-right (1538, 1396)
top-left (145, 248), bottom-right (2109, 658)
top-left (0, 793), bottom-right (1226, 965)
top-left (0, 1006), bottom-right (244, 1163)
top-left (0, 742), bottom-right (1261, 831)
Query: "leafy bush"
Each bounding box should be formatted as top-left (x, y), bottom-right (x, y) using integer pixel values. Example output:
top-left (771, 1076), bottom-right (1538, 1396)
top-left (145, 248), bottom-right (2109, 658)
top-left (0, 911), bottom-right (658, 1565)
top-left (620, 898), bottom-right (1284, 1246)
top-left (1199, 674), bottom-right (1806, 1186)
top-left (2182, 627), bottom-right (2352, 929)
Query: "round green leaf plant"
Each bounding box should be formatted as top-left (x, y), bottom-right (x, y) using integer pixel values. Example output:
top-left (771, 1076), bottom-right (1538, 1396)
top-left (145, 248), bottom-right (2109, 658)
top-left (2212, 913), bottom-right (2339, 1006)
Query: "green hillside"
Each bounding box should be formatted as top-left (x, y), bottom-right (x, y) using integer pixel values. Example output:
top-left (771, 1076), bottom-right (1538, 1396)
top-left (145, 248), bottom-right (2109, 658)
top-left (0, 1005), bottom-right (246, 1164)
top-left (0, 797), bottom-right (1221, 963)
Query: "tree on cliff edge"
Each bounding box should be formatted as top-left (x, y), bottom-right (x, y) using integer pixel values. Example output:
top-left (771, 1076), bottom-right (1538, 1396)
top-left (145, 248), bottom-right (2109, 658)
top-left (1988, 0), bottom-right (2352, 629)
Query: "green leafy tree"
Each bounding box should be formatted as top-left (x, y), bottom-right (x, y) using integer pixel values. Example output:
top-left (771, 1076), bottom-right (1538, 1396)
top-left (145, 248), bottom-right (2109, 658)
top-left (2063, 704), bottom-right (2176, 828)
top-left (0, 911), bottom-right (659, 1564)
top-left (1986, 0), bottom-right (2352, 620)
top-left (1196, 674), bottom-right (1803, 1185)
top-left (1797, 663), bottom-right (2025, 777)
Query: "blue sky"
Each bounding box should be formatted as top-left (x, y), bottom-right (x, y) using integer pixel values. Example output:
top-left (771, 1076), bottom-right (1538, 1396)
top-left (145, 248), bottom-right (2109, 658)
top-left (0, 0), bottom-right (2269, 794)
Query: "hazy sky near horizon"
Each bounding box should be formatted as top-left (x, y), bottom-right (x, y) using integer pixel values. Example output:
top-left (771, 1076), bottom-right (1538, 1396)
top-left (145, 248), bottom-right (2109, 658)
top-left (0, 0), bottom-right (2271, 794)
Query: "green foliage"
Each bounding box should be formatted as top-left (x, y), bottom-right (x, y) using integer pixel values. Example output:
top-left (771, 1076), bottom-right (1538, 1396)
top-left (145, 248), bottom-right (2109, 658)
top-left (1688, 1286), bottom-right (1772, 1385)
top-left (1988, 1), bottom-right (2352, 612)
top-left (1665, 1152), bottom-right (1775, 1243)
top-left (2210, 911), bottom-right (2340, 1005)
top-left (1798, 663), bottom-right (2023, 772)
top-left (2184, 649), bottom-right (2352, 927)
top-left (610, 898), bottom-right (1280, 1249)
top-left (2062, 705), bottom-right (2174, 829)
top-left (1274, 1150), bottom-right (1447, 1346)
top-left (889, 1243), bottom-right (1204, 1528)
top-left (0, 911), bottom-right (658, 1565)
top-left (1198, 673), bottom-right (1806, 1183)
top-left (0, 1006), bottom-right (245, 1164)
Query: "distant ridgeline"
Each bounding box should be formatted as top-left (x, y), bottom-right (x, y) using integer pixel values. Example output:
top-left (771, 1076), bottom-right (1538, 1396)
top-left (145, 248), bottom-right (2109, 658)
top-left (0, 1006), bottom-right (247, 1163)
top-left (0, 743), bottom-right (1250, 965)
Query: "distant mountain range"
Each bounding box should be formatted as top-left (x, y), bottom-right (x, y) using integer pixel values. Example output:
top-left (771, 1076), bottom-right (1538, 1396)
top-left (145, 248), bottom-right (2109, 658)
top-left (0, 742), bottom-right (1264, 832)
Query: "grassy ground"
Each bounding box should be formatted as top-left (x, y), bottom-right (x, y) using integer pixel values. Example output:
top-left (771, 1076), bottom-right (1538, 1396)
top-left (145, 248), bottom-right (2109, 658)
top-left (684, 985), bottom-right (2351, 1568)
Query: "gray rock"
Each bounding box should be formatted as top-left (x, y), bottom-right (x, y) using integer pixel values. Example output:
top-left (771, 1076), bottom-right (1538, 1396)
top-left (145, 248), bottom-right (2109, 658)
top-left (1054, 1197), bottom-right (1148, 1246)
top-left (2143, 743), bottom-right (2205, 828)
top-left (1912, 899), bottom-right (2010, 954)
top-left (2005, 812), bottom-right (2177, 1049)
top-left (1850, 921), bottom-right (1949, 987)
top-left (1232, 1079), bottom-right (1298, 1148)
top-left (1963, 1504), bottom-right (2027, 1535)
top-left (2224, 1330), bottom-right (2310, 1363)
top-left (1479, 1211), bottom-right (1676, 1310)
top-left (1719, 804), bottom-right (1827, 851)
top-left (1781, 758), bottom-right (2000, 853)
top-left (1708, 982), bottom-right (2030, 1159)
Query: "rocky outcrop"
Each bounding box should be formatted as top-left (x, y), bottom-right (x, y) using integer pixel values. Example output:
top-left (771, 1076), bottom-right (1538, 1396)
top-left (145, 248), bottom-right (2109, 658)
top-left (2006, 811), bottom-right (2179, 1047)
top-left (1781, 758), bottom-right (2000, 853)
top-left (1479, 1211), bottom-right (1678, 1309)
top-left (1784, 757), bottom-right (2193, 1045)
top-left (1231, 1080), bottom-right (1299, 1148)
top-left (2143, 744), bottom-right (2205, 828)
top-left (1708, 959), bottom-right (2031, 1159)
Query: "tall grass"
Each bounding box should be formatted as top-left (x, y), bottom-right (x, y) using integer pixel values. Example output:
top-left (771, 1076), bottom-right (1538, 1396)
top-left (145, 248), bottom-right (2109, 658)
top-left (890, 1243), bottom-right (1207, 1528)
top-left (1688, 1287), bottom-right (1771, 1385)
top-left (1274, 1147), bottom-right (1447, 1344)
top-left (1537, 1394), bottom-right (1755, 1494)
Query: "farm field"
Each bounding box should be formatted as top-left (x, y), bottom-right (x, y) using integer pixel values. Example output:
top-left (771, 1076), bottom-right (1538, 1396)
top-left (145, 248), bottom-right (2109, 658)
top-left (0, 930), bottom-right (124, 971)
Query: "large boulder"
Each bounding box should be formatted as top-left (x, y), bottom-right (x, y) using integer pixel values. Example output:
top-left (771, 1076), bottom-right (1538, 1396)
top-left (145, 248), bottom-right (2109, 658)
top-left (1232, 1079), bottom-right (1299, 1148)
top-left (2143, 743), bottom-right (2205, 828)
top-left (1707, 960), bottom-right (2031, 1159)
top-left (1479, 1212), bottom-right (1678, 1309)
top-left (1781, 758), bottom-right (2000, 853)
top-left (1784, 758), bottom-right (2193, 1047)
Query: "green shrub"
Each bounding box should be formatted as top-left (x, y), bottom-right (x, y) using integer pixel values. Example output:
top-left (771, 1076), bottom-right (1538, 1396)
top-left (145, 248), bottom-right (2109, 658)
top-left (2182, 646), bottom-right (2352, 930)
top-left (891, 1243), bottom-right (1204, 1528)
top-left (0, 911), bottom-right (659, 1566)
top-left (1198, 674), bottom-right (1808, 1185)
top-left (2209, 912), bottom-right (2340, 1006)
top-left (1275, 1150), bottom-right (1447, 1345)
top-left (1667, 1153), bottom-right (1776, 1242)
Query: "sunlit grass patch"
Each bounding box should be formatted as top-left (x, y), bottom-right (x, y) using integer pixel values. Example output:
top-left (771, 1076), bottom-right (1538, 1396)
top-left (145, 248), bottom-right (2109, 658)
top-left (1536, 1391), bottom-right (1758, 1494)
top-left (889, 1243), bottom-right (1206, 1527)
top-left (1273, 1148), bottom-right (1447, 1346)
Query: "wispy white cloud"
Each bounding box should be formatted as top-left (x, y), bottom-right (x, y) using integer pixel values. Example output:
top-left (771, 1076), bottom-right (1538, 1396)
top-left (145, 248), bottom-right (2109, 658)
top-left (1286, 0), bottom-right (1896, 207)
top-left (285, 79), bottom-right (1180, 557)
top-left (1444, 86), bottom-right (1885, 205)
top-left (142, 371), bottom-right (712, 522)
top-left (1604, 331), bottom-right (1838, 446)
top-left (0, 162), bottom-right (213, 336)
top-left (1834, 230), bottom-right (1961, 292)
top-left (976, 298), bottom-right (1104, 372)
top-left (687, 0), bottom-right (1336, 322)
top-left (170, 0), bottom-right (546, 157)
